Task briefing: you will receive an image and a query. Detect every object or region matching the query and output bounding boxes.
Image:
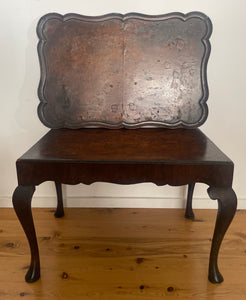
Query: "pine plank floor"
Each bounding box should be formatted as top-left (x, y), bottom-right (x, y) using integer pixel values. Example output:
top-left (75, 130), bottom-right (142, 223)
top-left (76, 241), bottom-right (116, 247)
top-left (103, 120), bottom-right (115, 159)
top-left (0, 208), bottom-right (245, 299)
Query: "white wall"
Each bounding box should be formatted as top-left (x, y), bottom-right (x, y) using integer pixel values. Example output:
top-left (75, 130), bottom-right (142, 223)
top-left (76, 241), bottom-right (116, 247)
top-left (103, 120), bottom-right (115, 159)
top-left (0, 0), bottom-right (245, 208)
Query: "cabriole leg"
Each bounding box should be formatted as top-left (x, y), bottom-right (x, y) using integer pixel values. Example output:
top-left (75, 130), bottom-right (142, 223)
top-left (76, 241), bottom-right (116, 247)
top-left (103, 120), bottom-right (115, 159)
top-left (185, 183), bottom-right (195, 220)
top-left (12, 185), bottom-right (40, 282)
top-left (207, 187), bottom-right (237, 283)
top-left (54, 182), bottom-right (64, 218)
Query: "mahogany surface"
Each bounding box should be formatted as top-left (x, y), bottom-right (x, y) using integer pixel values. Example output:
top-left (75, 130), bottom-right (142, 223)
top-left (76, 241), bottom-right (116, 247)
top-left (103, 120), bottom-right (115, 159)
top-left (12, 11), bottom-right (237, 285)
top-left (17, 128), bottom-right (233, 188)
top-left (37, 12), bottom-right (211, 129)
top-left (19, 128), bottom-right (229, 163)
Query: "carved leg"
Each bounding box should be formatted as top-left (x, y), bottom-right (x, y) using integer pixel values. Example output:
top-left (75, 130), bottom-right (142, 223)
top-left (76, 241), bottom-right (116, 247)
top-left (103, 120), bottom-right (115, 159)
top-left (54, 182), bottom-right (64, 218)
top-left (185, 183), bottom-right (195, 220)
top-left (207, 187), bottom-right (237, 283)
top-left (12, 185), bottom-right (40, 282)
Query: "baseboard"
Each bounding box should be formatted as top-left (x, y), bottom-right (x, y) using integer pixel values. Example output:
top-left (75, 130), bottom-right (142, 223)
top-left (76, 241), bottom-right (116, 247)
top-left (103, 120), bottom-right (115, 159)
top-left (1, 196), bottom-right (246, 209)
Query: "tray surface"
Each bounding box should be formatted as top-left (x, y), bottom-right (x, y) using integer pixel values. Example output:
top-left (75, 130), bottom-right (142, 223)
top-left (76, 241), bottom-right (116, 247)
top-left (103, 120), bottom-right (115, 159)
top-left (37, 12), bottom-right (212, 128)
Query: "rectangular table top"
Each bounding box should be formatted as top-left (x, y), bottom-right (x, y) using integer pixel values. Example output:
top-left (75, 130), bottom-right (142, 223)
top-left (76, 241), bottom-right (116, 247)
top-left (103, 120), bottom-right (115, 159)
top-left (18, 128), bottom-right (231, 165)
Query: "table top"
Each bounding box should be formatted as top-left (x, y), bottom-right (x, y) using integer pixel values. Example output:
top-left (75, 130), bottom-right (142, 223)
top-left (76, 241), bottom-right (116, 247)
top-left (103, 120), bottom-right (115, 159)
top-left (19, 128), bottom-right (231, 165)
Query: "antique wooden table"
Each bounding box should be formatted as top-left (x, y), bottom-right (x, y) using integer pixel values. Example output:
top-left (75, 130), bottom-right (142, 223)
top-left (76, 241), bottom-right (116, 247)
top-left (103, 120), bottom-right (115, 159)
top-left (13, 12), bottom-right (237, 284)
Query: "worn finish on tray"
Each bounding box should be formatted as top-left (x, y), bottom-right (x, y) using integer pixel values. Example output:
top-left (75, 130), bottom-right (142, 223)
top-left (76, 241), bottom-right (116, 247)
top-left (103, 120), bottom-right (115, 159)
top-left (37, 12), bottom-right (212, 128)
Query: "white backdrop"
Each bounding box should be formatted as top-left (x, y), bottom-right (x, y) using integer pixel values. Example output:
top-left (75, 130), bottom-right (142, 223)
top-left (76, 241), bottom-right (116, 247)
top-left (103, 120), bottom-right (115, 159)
top-left (0, 0), bottom-right (245, 208)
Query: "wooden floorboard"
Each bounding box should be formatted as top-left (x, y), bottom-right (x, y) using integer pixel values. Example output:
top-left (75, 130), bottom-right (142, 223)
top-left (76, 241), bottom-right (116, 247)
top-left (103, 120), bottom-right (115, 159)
top-left (0, 208), bottom-right (245, 299)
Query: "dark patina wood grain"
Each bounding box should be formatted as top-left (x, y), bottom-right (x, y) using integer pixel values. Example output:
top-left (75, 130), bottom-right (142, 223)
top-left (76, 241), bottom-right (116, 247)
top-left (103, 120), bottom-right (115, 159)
top-left (37, 12), bottom-right (212, 128)
top-left (17, 128), bottom-right (233, 187)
